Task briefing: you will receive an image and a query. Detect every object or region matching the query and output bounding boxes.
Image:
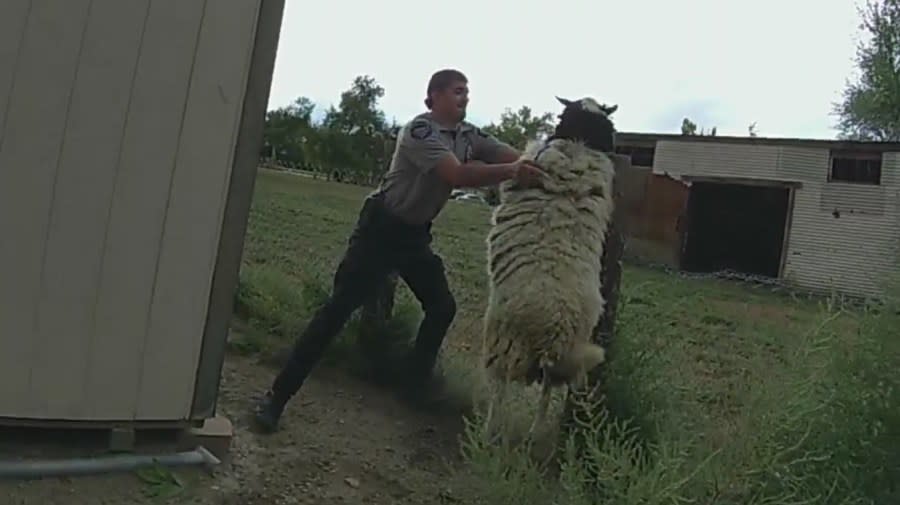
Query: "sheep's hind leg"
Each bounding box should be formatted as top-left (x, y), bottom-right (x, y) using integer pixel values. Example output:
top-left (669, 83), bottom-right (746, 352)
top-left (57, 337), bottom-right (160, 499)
top-left (484, 379), bottom-right (508, 443)
top-left (528, 372), bottom-right (552, 438)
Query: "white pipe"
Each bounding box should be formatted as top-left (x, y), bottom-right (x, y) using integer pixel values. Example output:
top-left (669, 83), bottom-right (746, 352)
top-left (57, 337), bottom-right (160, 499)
top-left (0, 446), bottom-right (220, 480)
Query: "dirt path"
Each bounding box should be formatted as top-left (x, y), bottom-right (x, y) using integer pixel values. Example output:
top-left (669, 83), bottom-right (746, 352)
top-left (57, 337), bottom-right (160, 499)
top-left (0, 353), bottom-right (484, 504)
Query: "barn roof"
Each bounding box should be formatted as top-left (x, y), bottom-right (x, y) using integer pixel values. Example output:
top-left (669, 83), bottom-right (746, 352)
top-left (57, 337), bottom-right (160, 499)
top-left (616, 131), bottom-right (900, 152)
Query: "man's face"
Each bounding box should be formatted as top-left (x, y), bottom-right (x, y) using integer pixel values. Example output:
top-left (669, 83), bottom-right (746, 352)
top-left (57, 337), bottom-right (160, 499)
top-left (433, 80), bottom-right (469, 121)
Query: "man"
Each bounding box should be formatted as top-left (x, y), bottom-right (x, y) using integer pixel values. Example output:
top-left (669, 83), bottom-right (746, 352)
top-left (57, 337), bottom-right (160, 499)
top-left (252, 68), bottom-right (547, 433)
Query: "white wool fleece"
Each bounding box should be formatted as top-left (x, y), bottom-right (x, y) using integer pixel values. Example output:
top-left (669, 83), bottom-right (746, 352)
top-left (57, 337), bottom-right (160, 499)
top-left (482, 138), bottom-right (615, 385)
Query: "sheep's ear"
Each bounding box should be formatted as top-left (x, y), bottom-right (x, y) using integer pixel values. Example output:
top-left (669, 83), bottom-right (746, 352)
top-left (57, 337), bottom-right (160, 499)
top-left (555, 96), bottom-right (574, 107)
top-left (600, 103), bottom-right (618, 115)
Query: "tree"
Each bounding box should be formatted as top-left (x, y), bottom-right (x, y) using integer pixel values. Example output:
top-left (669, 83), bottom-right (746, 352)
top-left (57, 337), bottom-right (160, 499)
top-left (320, 75), bottom-right (393, 184)
top-left (261, 96), bottom-right (319, 168)
top-left (681, 117), bottom-right (717, 136)
top-left (322, 75), bottom-right (387, 136)
top-left (259, 75), bottom-right (396, 183)
top-left (482, 105), bottom-right (556, 150)
top-left (480, 105), bottom-right (556, 204)
top-left (834, 0), bottom-right (900, 141)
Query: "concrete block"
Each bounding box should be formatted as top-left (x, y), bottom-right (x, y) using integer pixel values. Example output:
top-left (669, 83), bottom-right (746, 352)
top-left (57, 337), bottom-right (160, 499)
top-left (178, 415), bottom-right (233, 461)
top-left (108, 427), bottom-right (136, 452)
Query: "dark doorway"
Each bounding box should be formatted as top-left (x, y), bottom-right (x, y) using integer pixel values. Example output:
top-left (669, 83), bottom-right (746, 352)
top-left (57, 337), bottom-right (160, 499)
top-left (680, 181), bottom-right (791, 278)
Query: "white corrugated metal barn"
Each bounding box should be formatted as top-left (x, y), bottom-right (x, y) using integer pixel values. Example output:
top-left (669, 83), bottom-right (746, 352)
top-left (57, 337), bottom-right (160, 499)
top-left (616, 133), bottom-right (900, 299)
top-left (0, 0), bottom-right (285, 427)
top-left (617, 132), bottom-right (900, 297)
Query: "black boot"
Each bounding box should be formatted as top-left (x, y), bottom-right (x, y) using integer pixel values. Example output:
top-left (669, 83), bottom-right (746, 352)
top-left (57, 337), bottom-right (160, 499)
top-left (252, 390), bottom-right (287, 434)
top-left (396, 350), bottom-right (447, 406)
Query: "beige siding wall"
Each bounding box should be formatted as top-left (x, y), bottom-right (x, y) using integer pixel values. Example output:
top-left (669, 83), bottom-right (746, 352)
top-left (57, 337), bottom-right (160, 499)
top-left (779, 148), bottom-right (899, 298)
top-left (654, 141), bottom-right (900, 298)
top-left (0, 0), bottom-right (262, 421)
top-left (654, 140), bottom-right (782, 179)
top-left (775, 146), bottom-right (828, 181)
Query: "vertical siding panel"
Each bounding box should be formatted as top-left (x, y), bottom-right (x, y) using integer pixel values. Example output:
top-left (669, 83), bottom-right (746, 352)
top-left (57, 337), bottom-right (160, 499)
top-left (89, 0), bottom-right (206, 420)
top-left (137, 0), bottom-right (261, 419)
top-left (0, 0), bottom-right (31, 141)
top-left (0, 0), bottom-right (92, 418)
top-left (27, 0), bottom-right (150, 420)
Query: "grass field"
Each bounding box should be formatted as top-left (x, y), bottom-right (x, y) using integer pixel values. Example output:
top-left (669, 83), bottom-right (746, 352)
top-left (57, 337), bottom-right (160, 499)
top-left (234, 168), bottom-right (900, 505)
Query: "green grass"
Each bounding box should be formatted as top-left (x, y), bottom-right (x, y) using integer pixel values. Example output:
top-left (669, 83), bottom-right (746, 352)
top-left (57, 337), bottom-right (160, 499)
top-left (234, 168), bottom-right (900, 505)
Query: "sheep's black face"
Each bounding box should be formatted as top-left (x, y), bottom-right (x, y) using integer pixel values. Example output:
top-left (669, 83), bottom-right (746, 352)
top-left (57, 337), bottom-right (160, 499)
top-left (551, 96), bottom-right (617, 153)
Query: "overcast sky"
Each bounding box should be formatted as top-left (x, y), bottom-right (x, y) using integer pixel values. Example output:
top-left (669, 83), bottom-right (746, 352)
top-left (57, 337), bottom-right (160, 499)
top-left (265, 0), bottom-right (865, 140)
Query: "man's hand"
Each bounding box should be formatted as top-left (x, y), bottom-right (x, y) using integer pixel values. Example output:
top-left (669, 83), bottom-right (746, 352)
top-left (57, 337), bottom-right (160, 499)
top-left (509, 158), bottom-right (548, 189)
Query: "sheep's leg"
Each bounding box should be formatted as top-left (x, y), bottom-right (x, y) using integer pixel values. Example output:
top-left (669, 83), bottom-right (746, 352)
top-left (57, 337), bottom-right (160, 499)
top-left (483, 380), bottom-right (497, 428)
top-left (528, 372), bottom-right (552, 437)
top-left (484, 379), bottom-right (507, 442)
top-left (565, 381), bottom-right (577, 404)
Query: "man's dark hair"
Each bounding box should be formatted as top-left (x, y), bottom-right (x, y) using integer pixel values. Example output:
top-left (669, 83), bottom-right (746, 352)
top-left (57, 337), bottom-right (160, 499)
top-left (425, 69), bottom-right (467, 109)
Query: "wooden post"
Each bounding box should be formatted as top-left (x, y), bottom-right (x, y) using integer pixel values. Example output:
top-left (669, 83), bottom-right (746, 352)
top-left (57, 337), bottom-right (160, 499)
top-left (560, 153), bottom-right (630, 437)
top-left (593, 153), bottom-right (629, 352)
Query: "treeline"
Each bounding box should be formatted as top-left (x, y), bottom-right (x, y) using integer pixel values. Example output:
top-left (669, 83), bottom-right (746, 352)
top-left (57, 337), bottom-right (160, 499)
top-left (260, 76), bottom-right (395, 185)
top-left (261, 1), bottom-right (899, 186)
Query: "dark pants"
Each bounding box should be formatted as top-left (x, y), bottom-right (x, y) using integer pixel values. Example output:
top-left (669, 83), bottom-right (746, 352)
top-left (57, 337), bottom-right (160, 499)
top-left (270, 194), bottom-right (457, 402)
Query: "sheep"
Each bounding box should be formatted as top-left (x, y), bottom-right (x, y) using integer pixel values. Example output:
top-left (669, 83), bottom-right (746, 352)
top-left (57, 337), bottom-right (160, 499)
top-left (480, 96), bottom-right (619, 436)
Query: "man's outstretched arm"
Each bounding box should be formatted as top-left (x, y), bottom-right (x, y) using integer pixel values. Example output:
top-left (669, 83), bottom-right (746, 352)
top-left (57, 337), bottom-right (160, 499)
top-left (470, 128), bottom-right (523, 164)
top-left (399, 118), bottom-right (526, 188)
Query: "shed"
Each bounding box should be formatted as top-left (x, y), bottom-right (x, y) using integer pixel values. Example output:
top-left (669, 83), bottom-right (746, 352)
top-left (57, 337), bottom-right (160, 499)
top-left (616, 132), bottom-right (900, 299)
top-left (0, 0), bottom-right (285, 426)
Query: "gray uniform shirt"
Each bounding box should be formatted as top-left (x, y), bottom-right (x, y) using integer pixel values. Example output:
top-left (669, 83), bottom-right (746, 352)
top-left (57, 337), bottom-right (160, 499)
top-left (374, 112), bottom-right (513, 225)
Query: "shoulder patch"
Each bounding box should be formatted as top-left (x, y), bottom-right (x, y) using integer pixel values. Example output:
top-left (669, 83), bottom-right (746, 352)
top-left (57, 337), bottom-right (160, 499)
top-left (409, 119), bottom-right (433, 140)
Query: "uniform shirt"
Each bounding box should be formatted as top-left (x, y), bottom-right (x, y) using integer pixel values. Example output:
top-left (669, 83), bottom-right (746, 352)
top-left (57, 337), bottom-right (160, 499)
top-left (374, 112), bottom-right (513, 225)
